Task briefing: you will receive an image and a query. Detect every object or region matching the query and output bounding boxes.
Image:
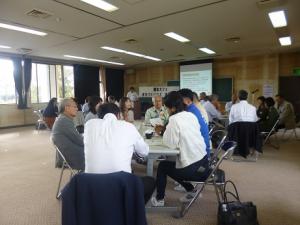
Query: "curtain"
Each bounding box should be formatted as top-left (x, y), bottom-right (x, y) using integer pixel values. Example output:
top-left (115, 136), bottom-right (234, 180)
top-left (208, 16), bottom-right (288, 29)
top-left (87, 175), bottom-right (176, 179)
top-left (74, 64), bottom-right (100, 104)
top-left (23, 58), bottom-right (32, 107)
top-left (12, 57), bottom-right (24, 109)
top-left (99, 66), bottom-right (107, 101)
top-left (105, 68), bottom-right (124, 102)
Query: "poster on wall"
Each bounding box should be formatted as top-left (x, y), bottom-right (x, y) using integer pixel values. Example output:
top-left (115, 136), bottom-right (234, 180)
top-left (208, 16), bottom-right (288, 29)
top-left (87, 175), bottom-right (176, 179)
top-left (263, 84), bottom-right (273, 97)
top-left (139, 86), bottom-right (179, 97)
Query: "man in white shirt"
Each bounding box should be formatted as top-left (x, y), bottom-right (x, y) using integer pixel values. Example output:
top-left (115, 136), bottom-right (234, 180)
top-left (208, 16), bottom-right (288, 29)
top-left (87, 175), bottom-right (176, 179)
top-left (84, 103), bottom-right (155, 203)
top-left (203, 94), bottom-right (222, 122)
top-left (229, 90), bottom-right (258, 124)
top-left (126, 86), bottom-right (139, 108)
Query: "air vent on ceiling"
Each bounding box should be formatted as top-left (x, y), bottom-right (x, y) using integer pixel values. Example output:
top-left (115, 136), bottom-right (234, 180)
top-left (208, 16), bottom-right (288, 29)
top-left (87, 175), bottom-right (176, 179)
top-left (17, 48), bottom-right (33, 54)
top-left (26, 9), bottom-right (53, 19)
top-left (225, 37), bottom-right (241, 43)
top-left (123, 38), bottom-right (138, 44)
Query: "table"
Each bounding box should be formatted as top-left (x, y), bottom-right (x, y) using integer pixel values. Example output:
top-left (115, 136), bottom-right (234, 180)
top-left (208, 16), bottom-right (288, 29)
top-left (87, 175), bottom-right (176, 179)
top-left (145, 136), bottom-right (179, 176)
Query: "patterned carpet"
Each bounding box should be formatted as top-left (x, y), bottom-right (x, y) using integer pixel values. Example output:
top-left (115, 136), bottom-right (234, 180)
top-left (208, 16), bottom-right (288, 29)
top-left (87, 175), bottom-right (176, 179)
top-left (0, 127), bottom-right (300, 225)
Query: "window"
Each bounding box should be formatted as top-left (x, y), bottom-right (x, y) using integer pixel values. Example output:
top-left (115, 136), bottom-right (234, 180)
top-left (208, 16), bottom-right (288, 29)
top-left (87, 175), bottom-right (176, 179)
top-left (31, 63), bottom-right (74, 103)
top-left (0, 59), bottom-right (16, 104)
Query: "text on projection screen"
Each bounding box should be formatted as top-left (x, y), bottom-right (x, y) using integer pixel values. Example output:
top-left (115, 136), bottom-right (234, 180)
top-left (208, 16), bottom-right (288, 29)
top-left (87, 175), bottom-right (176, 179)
top-left (180, 63), bottom-right (212, 95)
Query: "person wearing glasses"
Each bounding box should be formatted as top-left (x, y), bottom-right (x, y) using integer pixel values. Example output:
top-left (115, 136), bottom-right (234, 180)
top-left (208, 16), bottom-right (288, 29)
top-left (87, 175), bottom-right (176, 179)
top-left (51, 98), bottom-right (85, 171)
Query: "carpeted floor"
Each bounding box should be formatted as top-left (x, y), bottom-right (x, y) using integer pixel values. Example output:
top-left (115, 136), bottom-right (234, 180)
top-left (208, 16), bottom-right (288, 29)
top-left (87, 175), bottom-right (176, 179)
top-left (0, 126), bottom-right (300, 225)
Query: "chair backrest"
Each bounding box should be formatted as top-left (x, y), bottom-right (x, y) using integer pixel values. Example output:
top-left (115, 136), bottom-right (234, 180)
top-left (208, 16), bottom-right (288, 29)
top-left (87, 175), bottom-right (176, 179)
top-left (209, 141), bottom-right (237, 171)
top-left (210, 130), bottom-right (227, 163)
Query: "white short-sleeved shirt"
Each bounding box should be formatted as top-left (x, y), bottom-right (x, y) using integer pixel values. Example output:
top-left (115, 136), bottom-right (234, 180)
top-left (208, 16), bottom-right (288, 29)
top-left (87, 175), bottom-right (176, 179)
top-left (229, 100), bottom-right (258, 124)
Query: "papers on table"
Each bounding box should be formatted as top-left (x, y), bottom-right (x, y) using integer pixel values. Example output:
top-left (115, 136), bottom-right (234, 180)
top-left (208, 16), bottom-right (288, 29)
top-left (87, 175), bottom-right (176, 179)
top-left (149, 118), bottom-right (163, 126)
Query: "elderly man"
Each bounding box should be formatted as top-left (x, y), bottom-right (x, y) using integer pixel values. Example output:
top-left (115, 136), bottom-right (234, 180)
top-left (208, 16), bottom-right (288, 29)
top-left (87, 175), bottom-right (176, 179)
top-left (203, 94), bottom-right (222, 122)
top-left (51, 98), bottom-right (85, 170)
top-left (145, 95), bottom-right (169, 125)
top-left (229, 90), bottom-right (257, 124)
top-left (275, 94), bottom-right (296, 129)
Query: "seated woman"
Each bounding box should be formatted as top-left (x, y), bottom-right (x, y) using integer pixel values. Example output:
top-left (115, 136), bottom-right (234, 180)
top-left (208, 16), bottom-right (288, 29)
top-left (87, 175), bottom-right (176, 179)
top-left (258, 97), bottom-right (279, 132)
top-left (84, 96), bottom-right (102, 123)
top-left (151, 91), bottom-right (209, 207)
top-left (256, 96), bottom-right (268, 122)
top-left (72, 98), bottom-right (85, 134)
top-left (119, 97), bottom-right (134, 123)
top-left (43, 97), bottom-right (58, 129)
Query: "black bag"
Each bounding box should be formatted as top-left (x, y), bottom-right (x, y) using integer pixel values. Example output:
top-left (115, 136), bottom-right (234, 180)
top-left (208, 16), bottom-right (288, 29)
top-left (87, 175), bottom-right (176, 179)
top-left (217, 180), bottom-right (259, 225)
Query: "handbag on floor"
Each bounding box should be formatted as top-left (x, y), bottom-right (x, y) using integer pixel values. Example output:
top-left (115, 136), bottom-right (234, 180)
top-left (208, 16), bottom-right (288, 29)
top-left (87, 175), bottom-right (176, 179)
top-left (217, 180), bottom-right (259, 225)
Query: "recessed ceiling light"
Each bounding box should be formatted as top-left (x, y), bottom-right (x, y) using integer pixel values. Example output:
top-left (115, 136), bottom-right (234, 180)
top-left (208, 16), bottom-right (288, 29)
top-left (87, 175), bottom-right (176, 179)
top-left (0, 22), bottom-right (47, 36)
top-left (164, 32), bottom-right (190, 43)
top-left (268, 10), bottom-right (287, 28)
top-left (0, 45), bottom-right (11, 49)
top-left (80, 0), bottom-right (119, 12)
top-left (279, 36), bottom-right (291, 46)
top-left (101, 46), bottom-right (161, 61)
top-left (199, 48), bottom-right (216, 54)
top-left (64, 55), bottom-right (124, 65)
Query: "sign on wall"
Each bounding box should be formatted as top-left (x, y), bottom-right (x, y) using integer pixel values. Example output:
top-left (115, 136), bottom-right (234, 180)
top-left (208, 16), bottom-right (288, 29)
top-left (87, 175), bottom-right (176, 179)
top-left (139, 86), bottom-right (179, 97)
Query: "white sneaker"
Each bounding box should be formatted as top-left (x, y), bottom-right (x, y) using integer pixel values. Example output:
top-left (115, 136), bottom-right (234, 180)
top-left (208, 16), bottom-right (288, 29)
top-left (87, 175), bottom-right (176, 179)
top-left (151, 197), bottom-right (165, 207)
top-left (179, 190), bottom-right (201, 203)
top-left (174, 184), bottom-right (186, 192)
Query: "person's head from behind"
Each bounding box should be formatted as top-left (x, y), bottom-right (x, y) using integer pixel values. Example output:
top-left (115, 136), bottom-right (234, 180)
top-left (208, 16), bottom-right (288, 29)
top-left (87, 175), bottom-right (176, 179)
top-left (49, 97), bottom-right (57, 107)
top-left (164, 91), bottom-right (185, 116)
top-left (59, 98), bottom-right (78, 118)
top-left (265, 97), bottom-right (275, 108)
top-left (88, 96), bottom-right (101, 114)
top-left (119, 97), bottom-right (132, 112)
top-left (238, 90), bottom-right (248, 101)
top-left (257, 96), bottom-right (265, 107)
top-left (129, 86), bottom-right (135, 92)
top-left (152, 95), bottom-right (163, 109)
top-left (275, 94), bottom-right (284, 105)
top-left (108, 95), bottom-right (116, 103)
top-left (178, 88), bottom-right (194, 106)
top-left (200, 92), bottom-right (207, 100)
top-left (85, 96), bottom-right (91, 103)
top-left (97, 103), bottom-right (120, 119)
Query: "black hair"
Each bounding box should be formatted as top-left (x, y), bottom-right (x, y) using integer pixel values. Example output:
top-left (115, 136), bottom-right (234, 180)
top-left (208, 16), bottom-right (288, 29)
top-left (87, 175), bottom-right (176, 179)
top-left (178, 88), bottom-right (194, 101)
top-left (97, 103), bottom-right (120, 119)
top-left (108, 95), bottom-right (115, 102)
top-left (238, 90), bottom-right (248, 100)
top-left (275, 94), bottom-right (284, 99)
top-left (257, 96), bottom-right (265, 102)
top-left (265, 97), bottom-right (275, 107)
top-left (88, 96), bottom-right (101, 114)
top-left (164, 91), bottom-right (185, 115)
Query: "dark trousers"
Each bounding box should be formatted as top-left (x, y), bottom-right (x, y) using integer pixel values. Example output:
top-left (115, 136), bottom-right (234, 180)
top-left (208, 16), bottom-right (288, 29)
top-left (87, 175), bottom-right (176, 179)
top-left (140, 176), bottom-right (156, 204)
top-left (156, 156), bottom-right (209, 200)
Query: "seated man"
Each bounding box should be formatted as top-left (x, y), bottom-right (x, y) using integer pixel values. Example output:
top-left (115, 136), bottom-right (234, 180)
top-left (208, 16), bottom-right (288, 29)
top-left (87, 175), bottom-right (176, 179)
top-left (144, 95), bottom-right (169, 125)
top-left (84, 103), bottom-right (155, 204)
top-left (203, 94), bottom-right (222, 122)
top-left (275, 94), bottom-right (296, 129)
top-left (258, 97), bottom-right (279, 132)
top-left (51, 98), bottom-right (85, 170)
top-left (229, 90), bottom-right (258, 124)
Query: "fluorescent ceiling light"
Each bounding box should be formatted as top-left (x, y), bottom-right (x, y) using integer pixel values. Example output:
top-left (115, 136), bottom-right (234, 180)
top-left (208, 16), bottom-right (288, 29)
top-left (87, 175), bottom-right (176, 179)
top-left (81, 0), bottom-right (118, 12)
top-left (0, 22), bottom-right (47, 36)
top-left (268, 10), bottom-right (287, 28)
top-left (64, 55), bottom-right (124, 66)
top-left (164, 32), bottom-right (190, 43)
top-left (101, 46), bottom-right (161, 61)
top-left (279, 36), bottom-right (291, 46)
top-left (0, 45), bottom-right (11, 49)
top-left (199, 47), bottom-right (216, 54)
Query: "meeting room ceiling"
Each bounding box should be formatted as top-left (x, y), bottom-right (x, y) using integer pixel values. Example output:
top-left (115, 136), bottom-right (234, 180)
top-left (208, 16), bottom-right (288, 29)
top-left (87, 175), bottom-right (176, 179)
top-left (0, 0), bottom-right (299, 67)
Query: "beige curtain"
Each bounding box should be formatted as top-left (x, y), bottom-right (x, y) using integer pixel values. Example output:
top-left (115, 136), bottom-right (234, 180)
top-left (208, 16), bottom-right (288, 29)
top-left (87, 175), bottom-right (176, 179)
top-left (99, 66), bottom-right (107, 101)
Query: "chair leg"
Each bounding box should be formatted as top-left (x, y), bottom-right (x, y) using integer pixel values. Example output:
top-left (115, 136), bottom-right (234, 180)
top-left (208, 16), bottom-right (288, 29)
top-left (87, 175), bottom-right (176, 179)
top-left (56, 162), bottom-right (65, 199)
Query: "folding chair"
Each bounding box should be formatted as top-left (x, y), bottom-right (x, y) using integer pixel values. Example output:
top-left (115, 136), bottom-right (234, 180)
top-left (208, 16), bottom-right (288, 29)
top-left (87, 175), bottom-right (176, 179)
top-left (261, 119), bottom-right (280, 149)
top-left (281, 127), bottom-right (299, 141)
top-left (33, 110), bottom-right (49, 131)
top-left (210, 130), bottom-right (227, 153)
top-left (53, 144), bottom-right (80, 199)
top-left (174, 141), bottom-right (237, 218)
